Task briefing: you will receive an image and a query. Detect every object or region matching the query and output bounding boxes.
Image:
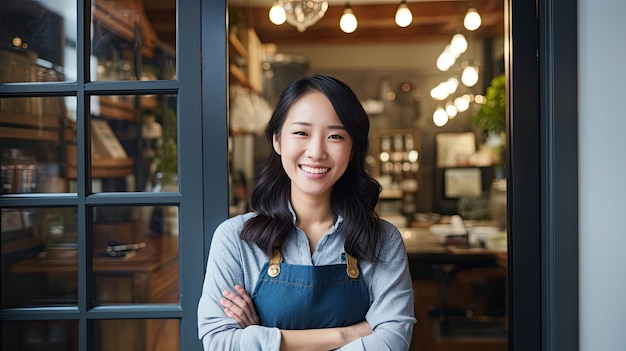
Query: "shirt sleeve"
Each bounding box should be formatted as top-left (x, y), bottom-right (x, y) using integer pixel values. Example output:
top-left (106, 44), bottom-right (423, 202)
top-left (337, 221), bottom-right (417, 351)
top-left (197, 216), bottom-right (282, 350)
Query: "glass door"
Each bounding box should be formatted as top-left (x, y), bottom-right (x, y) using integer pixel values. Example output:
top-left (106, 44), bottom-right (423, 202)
top-left (1, 1), bottom-right (208, 350)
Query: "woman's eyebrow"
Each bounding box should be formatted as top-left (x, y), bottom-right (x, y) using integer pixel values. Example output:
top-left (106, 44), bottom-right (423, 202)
top-left (290, 121), bottom-right (346, 130)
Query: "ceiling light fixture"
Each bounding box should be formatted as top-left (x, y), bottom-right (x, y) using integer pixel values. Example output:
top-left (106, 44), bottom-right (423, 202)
top-left (340, 3), bottom-right (358, 33)
top-left (269, 1), bottom-right (287, 25)
top-left (269, 0), bottom-right (329, 32)
top-left (395, 0), bottom-right (413, 28)
top-left (464, 7), bottom-right (482, 31)
top-left (461, 63), bottom-right (480, 87)
top-left (433, 106), bottom-right (449, 127)
top-left (449, 33), bottom-right (468, 57)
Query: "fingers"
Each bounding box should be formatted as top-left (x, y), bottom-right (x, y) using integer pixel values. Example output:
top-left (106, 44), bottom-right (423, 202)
top-left (220, 285), bottom-right (259, 328)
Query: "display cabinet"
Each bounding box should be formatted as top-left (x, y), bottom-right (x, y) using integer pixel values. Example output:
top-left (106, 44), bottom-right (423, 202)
top-left (371, 128), bottom-right (422, 220)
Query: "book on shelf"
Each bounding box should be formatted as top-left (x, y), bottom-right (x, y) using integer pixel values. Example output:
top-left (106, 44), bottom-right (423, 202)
top-left (91, 119), bottom-right (128, 159)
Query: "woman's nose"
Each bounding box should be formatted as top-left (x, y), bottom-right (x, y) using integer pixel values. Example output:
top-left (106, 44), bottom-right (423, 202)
top-left (306, 137), bottom-right (327, 159)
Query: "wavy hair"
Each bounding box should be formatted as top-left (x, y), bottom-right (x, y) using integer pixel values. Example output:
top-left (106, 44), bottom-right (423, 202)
top-left (240, 75), bottom-right (382, 261)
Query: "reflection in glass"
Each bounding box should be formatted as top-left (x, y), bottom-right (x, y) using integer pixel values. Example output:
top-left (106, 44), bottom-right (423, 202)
top-left (0, 0), bottom-right (76, 82)
top-left (87, 94), bottom-right (178, 193)
top-left (92, 206), bottom-right (179, 304)
top-left (95, 319), bottom-right (179, 351)
top-left (91, 0), bottom-right (176, 81)
top-left (2, 320), bottom-right (78, 350)
top-left (1, 207), bottom-right (77, 308)
top-left (1, 97), bottom-right (77, 194)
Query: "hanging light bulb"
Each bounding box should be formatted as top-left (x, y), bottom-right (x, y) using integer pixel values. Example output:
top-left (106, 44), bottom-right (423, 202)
top-left (445, 102), bottom-right (458, 119)
top-left (461, 64), bottom-right (479, 87)
top-left (395, 0), bottom-right (413, 28)
top-left (433, 106), bottom-right (449, 127)
top-left (449, 33), bottom-right (468, 57)
top-left (464, 7), bottom-right (482, 31)
top-left (454, 96), bottom-right (470, 112)
top-left (269, 1), bottom-right (287, 25)
top-left (340, 3), bottom-right (358, 33)
top-left (436, 47), bottom-right (456, 71)
top-left (444, 77), bottom-right (459, 95)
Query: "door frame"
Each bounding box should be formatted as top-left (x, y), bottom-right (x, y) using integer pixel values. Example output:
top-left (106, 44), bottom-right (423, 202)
top-left (507, 0), bottom-right (579, 350)
top-left (199, 0), bottom-right (580, 350)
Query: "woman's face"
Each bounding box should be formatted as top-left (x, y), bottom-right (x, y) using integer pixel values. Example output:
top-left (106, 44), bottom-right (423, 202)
top-left (273, 91), bottom-right (353, 200)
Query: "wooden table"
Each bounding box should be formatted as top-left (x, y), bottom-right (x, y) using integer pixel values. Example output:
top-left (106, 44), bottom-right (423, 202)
top-left (11, 236), bottom-right (179, 304)
top-left (401, 228), bottom-right (507, 351)
top-left (11, 236), bottom-right (179, 351)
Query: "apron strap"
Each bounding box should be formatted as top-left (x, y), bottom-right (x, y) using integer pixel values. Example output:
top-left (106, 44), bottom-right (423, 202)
top-left (268, 248), bottom-right (360, 279)
top-left (345, 253), bottom-right (360, 278)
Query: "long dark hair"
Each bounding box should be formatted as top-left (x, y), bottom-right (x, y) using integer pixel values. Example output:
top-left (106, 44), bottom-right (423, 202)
top-left (240, 75), bottom-right (382, 261)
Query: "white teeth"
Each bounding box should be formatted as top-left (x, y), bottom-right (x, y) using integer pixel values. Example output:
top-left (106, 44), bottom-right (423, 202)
top-left (301, 165), bottom-right (330, 174)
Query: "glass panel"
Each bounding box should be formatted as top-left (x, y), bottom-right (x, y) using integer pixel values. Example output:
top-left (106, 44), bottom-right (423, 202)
top-left (95, 319), bottom-right (179, 351)
top-left (91, 0), bottom-right (177, 81)
top-left (0, 0), bottom-right (76, 82)
top-left (2, 320), bottom-right (78, 351)
top-left (1, 96), bottom-right (77, 194)
top-left (87, 94), bottom-right (178, 193)
top-left (92, 205), bottom-right (179, 304)
top-left (2, 207), bottom-right (77, 308)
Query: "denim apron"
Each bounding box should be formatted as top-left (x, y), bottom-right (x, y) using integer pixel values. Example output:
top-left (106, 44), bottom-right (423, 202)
top-left (252, 248), bottom-right (370, 329)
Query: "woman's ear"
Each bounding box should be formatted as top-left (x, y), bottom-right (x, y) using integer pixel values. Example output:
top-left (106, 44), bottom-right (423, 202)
top-left (273, 134), bottom-right (281, 155)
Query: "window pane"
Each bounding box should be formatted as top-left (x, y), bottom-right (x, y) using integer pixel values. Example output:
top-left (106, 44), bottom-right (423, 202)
top-left (91, 0), bottom-right (176, 81)
top-left (2, 207), bottom-right (77, 308)
top-left (95, 319), bottom-right (179, 351)
top-left (92, 206), bottom-right (179, 304)
top-left (0, 0), bottom-right (76, 82)
top-left (1, 96), bottom-right (77, 194)
top-left (2, 320), bottom-right (78, 351)
top-left (85, 94), bottom-right (178, 193)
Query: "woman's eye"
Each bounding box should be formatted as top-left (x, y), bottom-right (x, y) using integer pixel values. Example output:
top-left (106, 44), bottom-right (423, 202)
top-left (329, 134), bottom-right (344, 140)
top-left (293, 131), bottom-right (307, 136)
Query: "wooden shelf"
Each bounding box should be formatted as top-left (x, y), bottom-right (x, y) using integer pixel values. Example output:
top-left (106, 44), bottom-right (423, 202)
top-left (0, 126), bottom-right (60, 142)
top-left (228, 29), bottom-right (262, 94)
top-left (229, 64), bottom-right (260, 94)
top-left (0, 112), bottom-right (61, 129)
top-left (92, 1), bottom-right (156, 58)
top-left (66, 158), bottom-right (134, 179)
top-left (97, 97), bottom-right (136, 121)
top-left (229, 33), bottom-right (248, 59)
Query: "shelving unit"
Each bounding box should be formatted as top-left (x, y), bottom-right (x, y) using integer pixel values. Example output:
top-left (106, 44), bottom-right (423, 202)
top-left (229, 29), bottom-right (263, 94)
top-left (371, 129), bottom-right (422, 221)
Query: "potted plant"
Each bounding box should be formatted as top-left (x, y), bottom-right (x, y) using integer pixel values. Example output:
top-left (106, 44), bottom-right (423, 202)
top-left (470, 73), bottom-right (507, 228)
top-left (471, 73), bottom-right (506, 178)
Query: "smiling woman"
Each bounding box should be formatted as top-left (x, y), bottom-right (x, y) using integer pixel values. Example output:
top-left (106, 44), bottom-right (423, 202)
top-left (198, 75), bottom-right (416, 351)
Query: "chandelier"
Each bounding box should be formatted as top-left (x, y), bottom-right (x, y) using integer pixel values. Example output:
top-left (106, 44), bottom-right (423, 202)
top-left (269, 0), bottom-right (329, 32)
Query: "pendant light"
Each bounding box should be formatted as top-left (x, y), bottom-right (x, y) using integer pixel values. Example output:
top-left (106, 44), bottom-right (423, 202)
top-left (461, 63), bottom-right (480, 87)
top-left (340, 3), bottom-right (358, 33)
top-left (269, 1), bottom-right (287, 25)
top-left (449, 33), bottom-right (468, 57)
top-left (395, 0), bottom-right (413, 28)
top-left (433, 106), bottom-right (449, 127)
top-left (464, 7), bottom-right (482, 31)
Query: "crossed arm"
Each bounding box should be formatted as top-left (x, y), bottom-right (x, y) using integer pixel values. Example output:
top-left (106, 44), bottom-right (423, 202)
top-left (220, 285), bottom-right (372, 351)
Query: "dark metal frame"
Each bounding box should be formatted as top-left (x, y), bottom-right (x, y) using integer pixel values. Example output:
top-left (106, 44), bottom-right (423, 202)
top-left (1, 0), bottom-right (579, 349)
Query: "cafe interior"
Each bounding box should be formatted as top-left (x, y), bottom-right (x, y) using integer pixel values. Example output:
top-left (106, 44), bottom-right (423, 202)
top-left (1, 0), bottom-right (508, 350)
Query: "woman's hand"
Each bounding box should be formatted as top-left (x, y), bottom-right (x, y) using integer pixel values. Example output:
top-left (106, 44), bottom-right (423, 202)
top-left (220, 285), bottom-right (259, 328)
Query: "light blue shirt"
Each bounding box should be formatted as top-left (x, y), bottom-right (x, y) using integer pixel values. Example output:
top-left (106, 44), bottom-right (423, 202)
top-left (198, 211), bottom-right (416, 350)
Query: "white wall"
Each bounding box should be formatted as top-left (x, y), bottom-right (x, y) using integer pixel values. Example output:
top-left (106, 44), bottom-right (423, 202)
top-left (579, 0), bottom-right (626, 349)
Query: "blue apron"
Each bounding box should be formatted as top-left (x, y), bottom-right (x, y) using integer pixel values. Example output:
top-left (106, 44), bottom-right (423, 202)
top-left (252, 248), bottom-right (370, 330)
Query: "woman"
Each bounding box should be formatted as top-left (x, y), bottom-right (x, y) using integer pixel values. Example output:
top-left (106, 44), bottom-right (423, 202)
top-left (198, 75), bottom-right (416, 350)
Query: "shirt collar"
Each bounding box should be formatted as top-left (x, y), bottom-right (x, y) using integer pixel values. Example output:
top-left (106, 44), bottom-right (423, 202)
top-left (287, 202), bottom-right (344, 233)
